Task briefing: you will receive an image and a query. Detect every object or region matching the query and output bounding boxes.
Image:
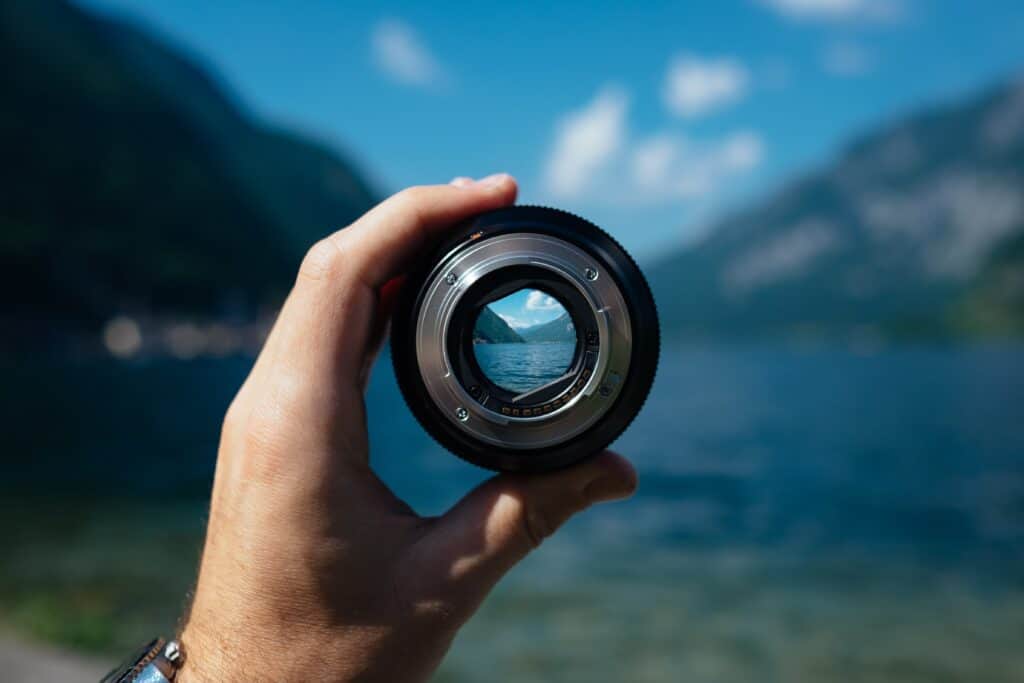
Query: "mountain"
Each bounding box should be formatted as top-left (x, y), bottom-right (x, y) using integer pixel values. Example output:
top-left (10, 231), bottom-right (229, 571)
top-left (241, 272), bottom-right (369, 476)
top-left (519, 313), bottom-right (576, 343)
top-left (649, 78), bottom-right (1024, 340)
top-left (0, 0), bottom-right (376, 336)
top-left (473, 307), bottom-right (525, 344)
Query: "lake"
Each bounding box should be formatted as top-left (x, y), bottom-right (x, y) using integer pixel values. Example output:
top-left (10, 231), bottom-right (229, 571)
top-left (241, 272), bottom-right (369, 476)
top-left (473, 341), bottom-right (576, 392)
top-left (2, 345), bottom-right (1023, 681)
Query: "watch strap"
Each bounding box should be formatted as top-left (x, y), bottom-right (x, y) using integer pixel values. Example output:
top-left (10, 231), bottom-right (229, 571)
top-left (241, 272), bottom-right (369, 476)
top-left (101, 638), bottom-right (183, 683)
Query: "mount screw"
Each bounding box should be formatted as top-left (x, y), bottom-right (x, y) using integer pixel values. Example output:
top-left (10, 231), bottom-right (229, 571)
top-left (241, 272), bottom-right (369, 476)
top-left (445, 272), bottom-right (458, 285)
top-left (584, 267), bottom-right (598, 281)
top-left (455, 407), bottom-right (469, 421)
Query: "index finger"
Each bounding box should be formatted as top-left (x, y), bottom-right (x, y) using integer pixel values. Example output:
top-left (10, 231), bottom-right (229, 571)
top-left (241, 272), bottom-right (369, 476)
top-left (259, 175), bottom-right (518, 393)
top-left (306, 174), bottom-right (518, 291)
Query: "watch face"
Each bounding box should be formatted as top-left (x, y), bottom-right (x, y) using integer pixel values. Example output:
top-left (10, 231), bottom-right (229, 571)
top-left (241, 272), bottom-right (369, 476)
top-left (100, 638), bottom-right (162, 683)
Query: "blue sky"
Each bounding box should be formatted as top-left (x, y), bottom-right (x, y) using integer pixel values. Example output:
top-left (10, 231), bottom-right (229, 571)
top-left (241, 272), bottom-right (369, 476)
top-left (487, 289), bottom-right (568, 330)
top-left (80, 0), bottom-right (1024, 262)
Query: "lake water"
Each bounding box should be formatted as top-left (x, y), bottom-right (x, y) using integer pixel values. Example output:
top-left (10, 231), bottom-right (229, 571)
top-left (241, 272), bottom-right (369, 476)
top-left (473, 341), bottom-right (576, 392)
top-left (2, 345), bottom-right (1023, 681)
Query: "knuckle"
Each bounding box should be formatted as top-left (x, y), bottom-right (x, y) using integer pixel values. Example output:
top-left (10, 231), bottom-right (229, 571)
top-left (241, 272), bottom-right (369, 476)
top-left (499, 485), bottom-right (554, 550)
top-left (390, 560), bottom-right (466, 631)
top-left (390, 186), bottom-right (430, 223)
top-left (503, 482), bottom-right (589, 551)
top-left (221, 396), bottom-right (247, 434)
top-left (394, 184), bottom-right (430, 205)
top-left (237, 404), bottom-right (291, 484)
top-left (521, 503), bottom-right (553, 549)
top-left (412, 596), bottom-right (463, 628)
top-left (298, 238), bottom-right (344, 282)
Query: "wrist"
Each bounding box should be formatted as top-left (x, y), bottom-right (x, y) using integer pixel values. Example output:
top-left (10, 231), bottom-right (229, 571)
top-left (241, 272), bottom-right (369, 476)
top-left (176, 615), bottom-right (328, 682)
top-left (175, 623), bottom-right (237, 683)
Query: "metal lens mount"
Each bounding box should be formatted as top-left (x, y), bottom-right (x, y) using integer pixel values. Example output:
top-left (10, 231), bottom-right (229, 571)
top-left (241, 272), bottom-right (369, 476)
top-left (391, 206), bottom-right (659, 473)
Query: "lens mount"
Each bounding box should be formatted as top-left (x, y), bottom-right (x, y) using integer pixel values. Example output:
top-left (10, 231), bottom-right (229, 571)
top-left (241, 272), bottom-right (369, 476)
top-left (391, 206), bottom-right (659, 473)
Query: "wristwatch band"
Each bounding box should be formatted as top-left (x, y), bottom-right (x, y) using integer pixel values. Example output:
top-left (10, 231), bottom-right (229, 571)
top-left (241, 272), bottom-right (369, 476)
top-left (101, 638), bottom-right (184, 683)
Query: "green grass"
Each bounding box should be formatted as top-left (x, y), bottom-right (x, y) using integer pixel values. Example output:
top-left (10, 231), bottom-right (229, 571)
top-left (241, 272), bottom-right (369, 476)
top-left (0, 495), bottom-right (204, 654)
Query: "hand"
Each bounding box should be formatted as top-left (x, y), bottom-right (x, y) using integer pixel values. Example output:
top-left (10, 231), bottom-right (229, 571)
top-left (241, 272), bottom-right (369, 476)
top-left (178, 175), bottom-right (638, 682)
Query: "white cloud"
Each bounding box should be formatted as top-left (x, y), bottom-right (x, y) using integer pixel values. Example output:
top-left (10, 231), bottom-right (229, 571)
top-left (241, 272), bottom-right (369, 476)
top-left (544, 86), bottom-right (629, 198)
top-left (663, 56), bottom-right (749, 118)
top-left (632, 135), bottom-right (681, 190)
top-left (371, 19), bottom-right (448, 88)
top-left (631, 130), bottom-right (764, 200)
top-left (525, 290), bottom-right (561, 311)
top-left (718, 131), bottom-right (764, 169)
top-left (757, 0), bottom-right (904, 22)
top-left (823, 41), bottom-right (874, 76)
top-left (543, 84), bottom-right (764, 203)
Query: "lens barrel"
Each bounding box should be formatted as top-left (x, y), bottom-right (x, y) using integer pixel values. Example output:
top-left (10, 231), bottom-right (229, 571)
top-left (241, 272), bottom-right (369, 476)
top-left (391, 206), bottom-right (659, 472)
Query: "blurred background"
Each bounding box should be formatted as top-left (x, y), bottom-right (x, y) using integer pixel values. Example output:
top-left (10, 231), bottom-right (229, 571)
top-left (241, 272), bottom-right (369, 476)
top-left (2, 0), bottom-right (1023, 680)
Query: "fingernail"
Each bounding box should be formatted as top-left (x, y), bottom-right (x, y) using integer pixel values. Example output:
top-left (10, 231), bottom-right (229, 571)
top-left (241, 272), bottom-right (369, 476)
top-left (450, 176), bottom-right (474, 188)
top-left (477, 172), bottom-right (511, 188)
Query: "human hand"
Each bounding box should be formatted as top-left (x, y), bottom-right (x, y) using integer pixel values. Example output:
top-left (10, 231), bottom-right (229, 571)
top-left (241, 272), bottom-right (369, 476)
top-left (178, 175), bottom-right (638, 682)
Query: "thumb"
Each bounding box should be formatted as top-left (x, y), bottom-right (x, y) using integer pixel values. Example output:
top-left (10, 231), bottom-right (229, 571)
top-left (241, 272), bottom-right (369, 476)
top-left (418, 451), bottom-right (637, 610)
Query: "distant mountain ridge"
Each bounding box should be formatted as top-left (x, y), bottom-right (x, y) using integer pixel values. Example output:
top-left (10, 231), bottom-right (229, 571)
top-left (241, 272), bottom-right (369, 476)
top-left (519, 312), bottom-right (576, 343)
top-left (473, 309), bottom-right (577, 344)
top-left (473, 307), bottom-right (525, 344)
top-left (649, 77), bottom-right (1024, 340)
top-left (1, 0), bottom-right (376, 334)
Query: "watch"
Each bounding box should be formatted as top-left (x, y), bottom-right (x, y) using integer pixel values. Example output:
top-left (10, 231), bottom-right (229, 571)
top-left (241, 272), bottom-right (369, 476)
top-left (100, 638), bottom-right (184, 683)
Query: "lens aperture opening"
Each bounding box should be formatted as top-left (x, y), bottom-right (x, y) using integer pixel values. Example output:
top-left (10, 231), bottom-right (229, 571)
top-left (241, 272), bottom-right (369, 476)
top-left (472, 288), bottom-right (577, 395)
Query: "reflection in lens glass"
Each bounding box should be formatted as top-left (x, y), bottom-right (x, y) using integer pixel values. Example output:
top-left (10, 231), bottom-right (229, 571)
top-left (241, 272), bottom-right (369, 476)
top-left (472, 288), bottom-right (576, 394)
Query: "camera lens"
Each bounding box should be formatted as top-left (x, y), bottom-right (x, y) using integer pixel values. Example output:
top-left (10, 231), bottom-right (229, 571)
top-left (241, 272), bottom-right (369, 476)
top-left (391, 206), bottom-right (659, 473)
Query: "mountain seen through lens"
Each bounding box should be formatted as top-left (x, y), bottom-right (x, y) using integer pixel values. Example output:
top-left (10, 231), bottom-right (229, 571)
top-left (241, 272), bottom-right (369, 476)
top-left (472, 288), bottom-right (576, 394)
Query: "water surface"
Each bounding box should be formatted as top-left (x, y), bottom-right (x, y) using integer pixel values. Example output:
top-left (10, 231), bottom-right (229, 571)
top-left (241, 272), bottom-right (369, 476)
top-left (472, 341), bottom-right (575, 393)
top-left (2, 345), bottom-right (1023, 681)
